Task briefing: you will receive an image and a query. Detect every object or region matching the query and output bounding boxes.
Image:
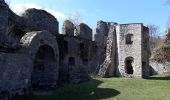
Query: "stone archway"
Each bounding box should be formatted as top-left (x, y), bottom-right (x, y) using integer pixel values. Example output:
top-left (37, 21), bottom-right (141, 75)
top-left (31, 45), bottom-right (56, 89)
top-left (125, 57), bottom-right (134, 74)
top-left (20, 31), bottom-right (59, 89)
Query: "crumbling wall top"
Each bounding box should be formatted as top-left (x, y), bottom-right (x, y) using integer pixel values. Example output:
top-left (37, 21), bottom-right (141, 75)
top-left (76, 23), bottom-right (92, 40)
top-left (62, 20), bottom-right (74, 36)
top-left (22, 8), bottom-right (59, 36)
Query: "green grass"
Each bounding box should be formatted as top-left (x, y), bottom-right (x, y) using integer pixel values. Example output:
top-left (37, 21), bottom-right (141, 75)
top-left (15, 74), bottom-right (170, 100)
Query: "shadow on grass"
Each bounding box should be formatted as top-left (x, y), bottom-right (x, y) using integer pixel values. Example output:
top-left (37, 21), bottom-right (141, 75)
top-left (146, 74), bottom-right (170, 80)
top-left (12, 79), bottom-right (120, 100)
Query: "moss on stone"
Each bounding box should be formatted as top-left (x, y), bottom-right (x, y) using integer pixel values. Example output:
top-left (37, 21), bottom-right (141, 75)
top-left (63, 20), bottom-right (74, 35)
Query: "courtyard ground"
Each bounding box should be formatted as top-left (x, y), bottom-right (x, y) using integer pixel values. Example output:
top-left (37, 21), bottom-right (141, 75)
top-left (14, 73), bottom-right (170, 100)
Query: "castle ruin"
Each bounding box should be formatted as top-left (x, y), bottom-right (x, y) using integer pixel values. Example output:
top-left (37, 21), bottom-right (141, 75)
top-left (97, 23), bottom-right (150, 78)
top-left (0, 0), bottom-right (150, 98)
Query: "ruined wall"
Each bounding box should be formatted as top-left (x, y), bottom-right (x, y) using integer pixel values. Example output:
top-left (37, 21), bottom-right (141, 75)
top-left (1, 0), bottom-right (59, 49)
top-left (98, 23), bottom-right (117, 77)
top-left (0, 1), bottom-right (152, 98)
top-left (150, 61), bottom-right (170, 74)
top-left (88, 41), bottom-right (99, 75)
top-left (141, 26), bottom-right (150, 77)
top-left (97, 23), bottom-right (150, 78)
top-left (58, 22), bottom-right (91, 84)
top-left (93, 21), bottom-right (117, 73)
top-left (20, 31), bottom-right (59, 79)
top-left (0, 53), bottom-right (32, 97)
top-left (59, 36), bottom-right (90, 84)
top-left (94, 21), bottom-right (109, 66)
top-left (22, 8), bottom-right (59, 36)
top-left (117, 24), bottom-right (143, 78)
top-left (0, 31), bottom-right (59, 98)
top-left (77, 23), bottom-right (92, 40)
top-left (62, 20), bottom-right (74, 36)
top-left (0, 0), bottom-right (25, 48)
top-left (0, 0), bottom-right (8, 46)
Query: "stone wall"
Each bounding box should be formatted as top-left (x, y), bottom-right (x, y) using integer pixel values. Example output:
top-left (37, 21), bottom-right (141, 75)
top-left (98, 23), bottom-right (117, 77)
top-left (20, 31), bottom-right (59, 79)
top-left (77, 23), bottom-right (92, 40)
top-left (52, 21), bottom-right (93, 83)
top-left (141, 26), bottom-right (150, 77)
top-left (88, 41), bottom-right (99, 75)
top-left (0, 0), bottom-right (8, 47)
top-left (1, 0), bottom-right (60, 49)
top-left (0, 30), bottom-right (60, 98)
top-left (0, 53), bottom-right (32, 97)
top-left (0, 1), bottom-right (152, 97)
top-left (0, 0), bottom-right (24, 48)
top-left (62, 20), bottom-right (74, 36)
top-left (150, 61), bottom-right (170, 74)
top-left (94, 21), bottom-right (109, 62)
top-left (58, 21), bottom-right (93, 84)
top-left (22, 8), bottom-right (59, 36)
top-left (59, 36), bottom-right (90, 84)
top-left (97, 23), bottom-right (150, 78)
top-left (93, 21), bottom-right (114, 73)
top-left (117, 24), bottom-right (144, 78)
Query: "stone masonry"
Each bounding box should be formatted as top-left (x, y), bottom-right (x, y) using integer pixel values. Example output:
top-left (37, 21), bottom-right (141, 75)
top-left (98, 23), bottom-right (117, 77)
top-left (117, 24), bottom-right (150, 78)
top-left (0, 0), bottom-right (8, 47)
top-left (0, 0), bottom-right (152, 98)
top-left (22, 8), bottom-right (59, 36)
top-left (0, 0), bottom-right (61, 98)
top-left (58, 22), bottom-right (91, 84)
top-left (99, 23), bottom-right (150, 78)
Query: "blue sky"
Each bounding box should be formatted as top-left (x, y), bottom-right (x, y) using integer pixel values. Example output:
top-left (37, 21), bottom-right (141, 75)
top-left (7, 0), bottom-right (170, 35)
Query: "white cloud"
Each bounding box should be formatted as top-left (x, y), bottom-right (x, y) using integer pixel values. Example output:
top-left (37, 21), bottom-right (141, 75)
top-left (10, 3), bottom-right (66, 20)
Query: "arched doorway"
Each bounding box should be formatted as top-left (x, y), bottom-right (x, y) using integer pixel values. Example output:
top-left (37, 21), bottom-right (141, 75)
top-left (125, 57), bottom-right (134, 74)
top-left (31, 45), bottom-right (56, 90)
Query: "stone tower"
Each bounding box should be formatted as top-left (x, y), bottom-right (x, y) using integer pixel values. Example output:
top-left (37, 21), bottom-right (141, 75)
top-left (116, 23), bottom-right (150, 78)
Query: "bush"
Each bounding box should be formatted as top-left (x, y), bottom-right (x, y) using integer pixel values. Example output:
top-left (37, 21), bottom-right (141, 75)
top-left (151, 44), bottom-right (170, 62)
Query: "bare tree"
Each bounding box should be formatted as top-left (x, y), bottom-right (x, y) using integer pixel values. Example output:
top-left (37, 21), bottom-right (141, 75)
top-left (68, 11), bottom-right (82, 26)
top-left (67, 11), bottom-right (83, 36)
top-left (148, 24), bottom-right (159, 37)
top-left (147, 24), bottom-right (163, 52)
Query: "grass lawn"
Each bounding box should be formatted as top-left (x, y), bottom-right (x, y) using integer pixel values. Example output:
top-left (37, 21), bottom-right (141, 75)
top-left (14, 74), bottom-right (170, 100)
